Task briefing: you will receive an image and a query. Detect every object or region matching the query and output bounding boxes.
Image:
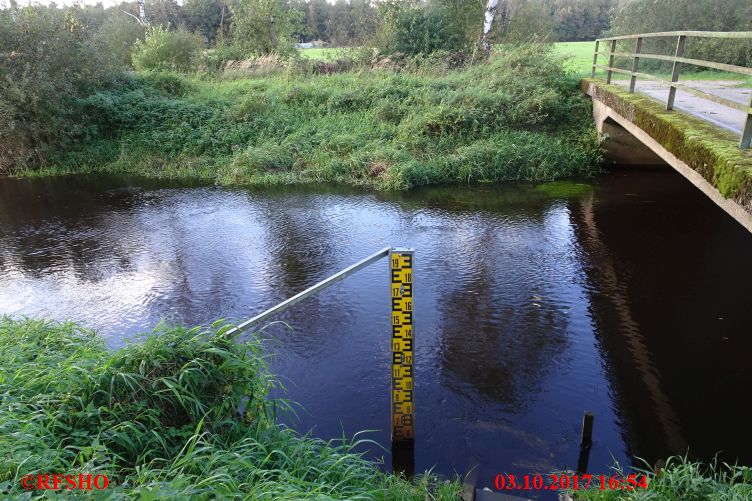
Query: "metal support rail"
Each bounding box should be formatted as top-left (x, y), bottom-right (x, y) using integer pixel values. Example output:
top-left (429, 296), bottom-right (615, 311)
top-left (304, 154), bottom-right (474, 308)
top-left (590, 30), bottom-right (752, 148)
top-left (226, 245), bottom-right (416, 453)
top-left (226, 246), bottom-right (391, 337)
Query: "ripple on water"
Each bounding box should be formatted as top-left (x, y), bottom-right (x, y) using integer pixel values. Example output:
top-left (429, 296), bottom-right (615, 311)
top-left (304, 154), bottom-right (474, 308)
top-left (2, 174), bottom-right (752, 488)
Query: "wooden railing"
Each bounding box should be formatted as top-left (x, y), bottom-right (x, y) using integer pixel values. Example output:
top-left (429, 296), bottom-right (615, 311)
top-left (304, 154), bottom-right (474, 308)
top-left (591, 31), bottom-right (752, 148)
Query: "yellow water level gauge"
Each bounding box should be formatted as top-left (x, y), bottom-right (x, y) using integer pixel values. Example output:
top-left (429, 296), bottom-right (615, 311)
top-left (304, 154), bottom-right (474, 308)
top-left (390, 249), bottom-right (414, 443)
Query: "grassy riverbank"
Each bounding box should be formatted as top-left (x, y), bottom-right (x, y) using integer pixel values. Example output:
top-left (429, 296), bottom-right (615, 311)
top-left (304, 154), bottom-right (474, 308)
top-left (19, 44), bottom-right (602, 189)
top-left (0, 317), bottom-right (460, 499)
top-left (570, 457), bottom-right (752, 500)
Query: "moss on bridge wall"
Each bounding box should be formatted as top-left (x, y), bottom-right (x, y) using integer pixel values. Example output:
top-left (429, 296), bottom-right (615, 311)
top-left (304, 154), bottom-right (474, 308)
top-left (581, 78), bottom-right (752, 213)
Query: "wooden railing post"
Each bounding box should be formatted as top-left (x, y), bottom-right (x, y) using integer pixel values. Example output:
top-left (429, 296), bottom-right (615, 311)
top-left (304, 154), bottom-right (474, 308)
top-left (591, 40), bottom-right (599, 78)
top-left (629, 37), bottom-right (643, 93)
top-left (667, 34), bottom-right (686, 110)
top-left (741, 94), bottom-right (752, 149)
top-left (606, 39), bottom-right (617, 84)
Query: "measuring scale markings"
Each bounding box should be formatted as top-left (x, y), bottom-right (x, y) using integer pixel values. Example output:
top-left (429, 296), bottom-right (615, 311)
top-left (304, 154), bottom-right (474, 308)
top-left (390, 250), bottom-right (414, 442)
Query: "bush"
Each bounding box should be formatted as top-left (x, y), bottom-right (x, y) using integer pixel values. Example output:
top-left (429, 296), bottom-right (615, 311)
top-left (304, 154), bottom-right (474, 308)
top-left (375, 2), bottom-right (472, 56)
top-left (132, 25), bottom-right (204, 72)
top-left (0, 5), bottom-right (121, 174)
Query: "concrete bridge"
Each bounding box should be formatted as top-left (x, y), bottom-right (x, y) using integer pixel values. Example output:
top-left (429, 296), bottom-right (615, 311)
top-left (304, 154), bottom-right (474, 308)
top-left (582, 31), bottom-right (752, 233)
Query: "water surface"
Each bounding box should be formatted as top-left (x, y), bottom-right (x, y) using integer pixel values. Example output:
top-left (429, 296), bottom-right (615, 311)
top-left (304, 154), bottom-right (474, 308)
top-left (1, 169), bottom-right (751, 496)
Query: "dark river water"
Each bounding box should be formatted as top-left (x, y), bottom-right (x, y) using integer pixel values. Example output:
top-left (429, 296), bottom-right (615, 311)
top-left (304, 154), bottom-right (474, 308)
top-left (1, 168), bottom-right (751, 496)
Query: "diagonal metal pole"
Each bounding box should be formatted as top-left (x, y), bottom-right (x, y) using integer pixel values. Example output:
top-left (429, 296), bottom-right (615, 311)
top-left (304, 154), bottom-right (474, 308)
top-left (226, 247), bottom-right (392, 338)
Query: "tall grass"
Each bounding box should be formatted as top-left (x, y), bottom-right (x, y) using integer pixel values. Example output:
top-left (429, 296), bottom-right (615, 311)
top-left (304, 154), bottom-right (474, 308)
top-left (33, 44), bottom-right (602, 189)
top-left (570, 456), bottom-right (752, 500)
top-left (0, 317), bottom-right (460, 499)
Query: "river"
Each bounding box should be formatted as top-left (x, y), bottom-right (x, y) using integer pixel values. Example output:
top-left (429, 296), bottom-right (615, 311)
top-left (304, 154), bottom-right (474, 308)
top-left (1, 167), bottom-right (750, 496)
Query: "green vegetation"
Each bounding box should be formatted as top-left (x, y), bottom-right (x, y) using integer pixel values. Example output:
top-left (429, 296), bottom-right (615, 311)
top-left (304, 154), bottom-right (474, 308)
top-left (608, 0), bottom-right (752, 71)
top-left (553, 41), bottom-right (597, 75)
top-left (132, 25), bottom-right (205, 72)
top-left (554, 41), bottom-right (752, 83)
top-left (11, 44), bottom-right (602, 189)
top-left (0, 317), bottom-right (460, 499)
top-left (570, 456), bottom-right (752, 500)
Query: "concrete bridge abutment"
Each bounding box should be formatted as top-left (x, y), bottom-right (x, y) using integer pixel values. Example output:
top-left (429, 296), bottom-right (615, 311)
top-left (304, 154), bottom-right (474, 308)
top-left (584, 79), bottom-right (752, 233)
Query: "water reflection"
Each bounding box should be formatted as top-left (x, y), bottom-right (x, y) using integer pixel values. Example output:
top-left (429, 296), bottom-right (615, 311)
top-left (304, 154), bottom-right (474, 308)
top-left (437, 205), bottom-right (572, 412)
top-left (1, 171), bottom-right (751, 494)
top-left (571, 169), bottom-right (752, 466)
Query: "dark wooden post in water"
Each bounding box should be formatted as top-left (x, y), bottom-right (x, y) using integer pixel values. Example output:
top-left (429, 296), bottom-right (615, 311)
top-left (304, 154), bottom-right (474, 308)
top-left (577, 411), bottom-right (594, 473)
top-left (666, 35), bottom-right (686, 110)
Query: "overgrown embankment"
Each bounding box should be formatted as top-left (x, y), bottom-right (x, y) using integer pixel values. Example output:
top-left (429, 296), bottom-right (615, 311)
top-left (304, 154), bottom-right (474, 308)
top-left (0, 317), bottom-right (459, 499)
top-left (15, 45), bottom-right (601, 189)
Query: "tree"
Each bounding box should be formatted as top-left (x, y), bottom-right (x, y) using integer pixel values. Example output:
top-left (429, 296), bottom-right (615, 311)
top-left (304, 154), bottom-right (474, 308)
top-left (0, 5), bottom-right (120, 172)
top-left (183, 0), bottom-right (229, 43)
top-left (500, 0), bottom-right (556, 42)
top-left (375, 0), bottom-right (479, 55)
top-left (481, 0), bottom-right (500, 52)
top-left (131, 24), bottom-right (204, 71)
top-left (146, 0), bottom-right (183, 28)
top-left (609, 0), bottom-right (752, 66)
top-left (551, 0), bottom-right (617, 41)
top-left (94, 13), bottom-right (146, 65)
top-left (230, 0), bottom-right (302, 54)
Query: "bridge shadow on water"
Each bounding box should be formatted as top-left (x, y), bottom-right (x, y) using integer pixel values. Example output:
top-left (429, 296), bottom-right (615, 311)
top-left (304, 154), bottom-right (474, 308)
top-left (571, 165), bottom-right (752, 467)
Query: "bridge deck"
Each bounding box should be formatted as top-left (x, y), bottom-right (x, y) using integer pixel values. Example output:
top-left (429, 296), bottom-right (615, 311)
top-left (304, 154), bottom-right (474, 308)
top-left (582, 77), bottom-right (752, 233)
top-left (613, 80), bottom-right (751, 135)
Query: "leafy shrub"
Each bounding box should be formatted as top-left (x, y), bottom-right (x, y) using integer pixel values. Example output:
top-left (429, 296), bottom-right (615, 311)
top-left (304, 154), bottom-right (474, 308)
top-left (132, 25), bottom-right (204, 72)
top-left (202, 43), bottom-right (251, 72)
top-left (0, 6), bottom-right (121, 174)
top-left (375, 3), bottom-right (471, 56)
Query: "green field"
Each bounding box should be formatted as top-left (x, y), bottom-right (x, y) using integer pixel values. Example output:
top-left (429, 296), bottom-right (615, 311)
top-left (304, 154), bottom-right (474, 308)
top-left (298, 42), bottom-right (749, 83)
top-left (553, 41), bottom-right (596, 75)
top-left (551, 40), bottom-right (749, 82)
